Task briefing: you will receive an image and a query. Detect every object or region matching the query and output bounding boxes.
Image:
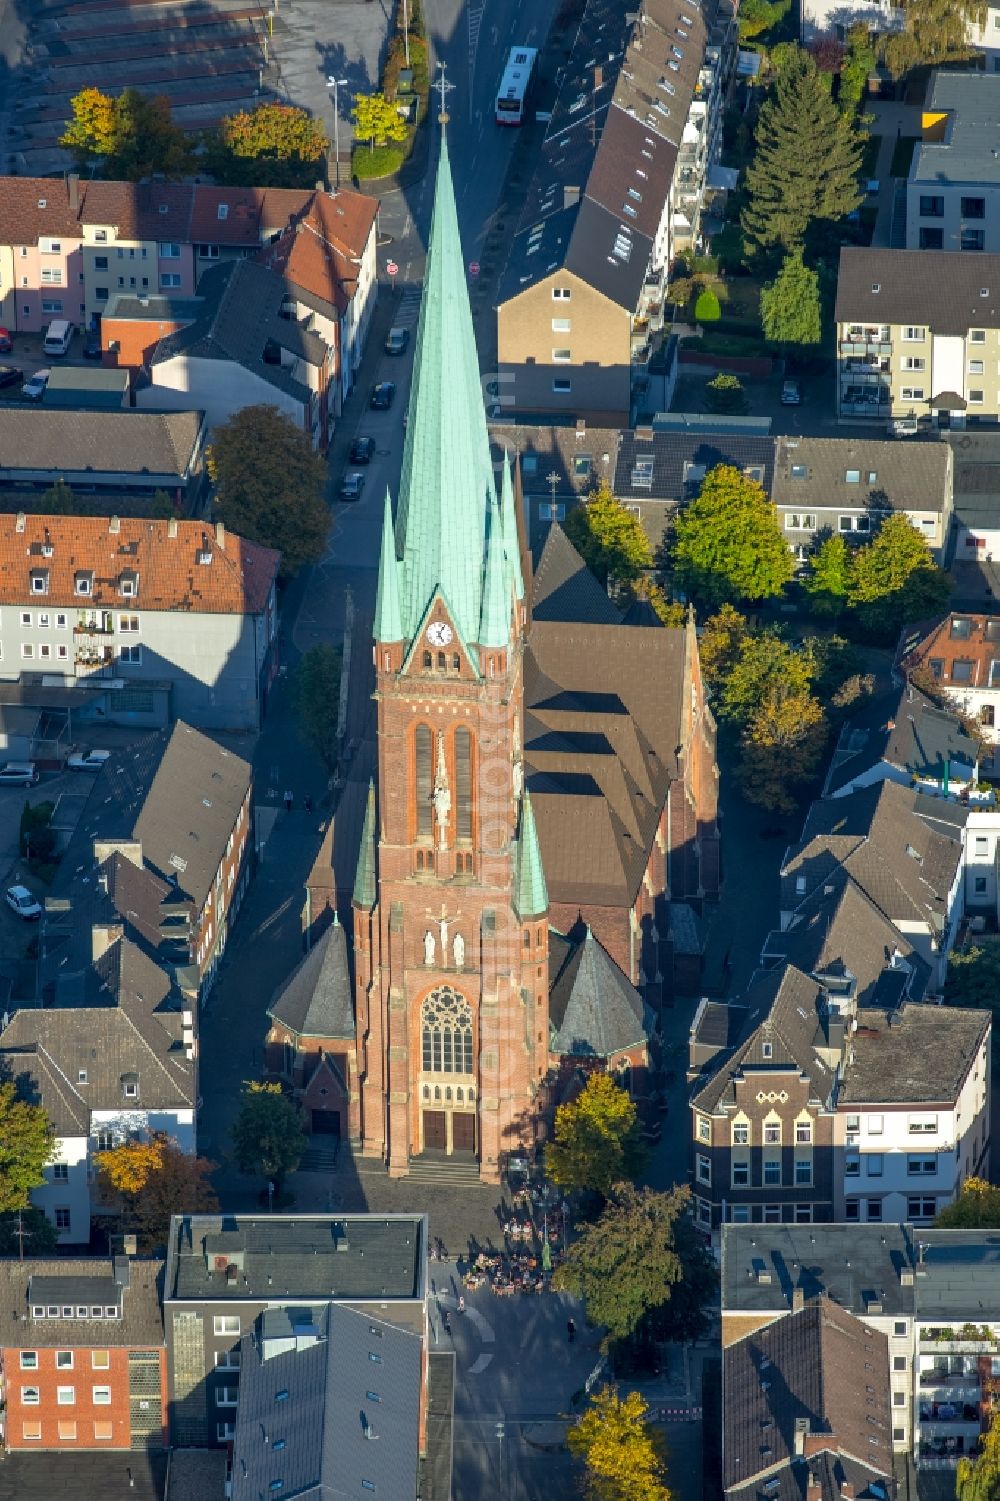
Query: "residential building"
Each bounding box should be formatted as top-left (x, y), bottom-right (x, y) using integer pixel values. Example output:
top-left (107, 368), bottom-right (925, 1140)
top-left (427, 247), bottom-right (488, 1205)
top-left (722, 1296), bottom-right (895, 1501)
top-left (948, 430), bottom-right (1000, 560)
top-left (488, 422), bottom-right (624, 548)
top-left (0, 409), bottom-right (207, 516)
top-left (0, 1255), bottom-right (166, 1453)
top-left (230, 1303), bottom-right (426, 1501)
top-left (100, 293), bottom-right (202, 373)
top-left (0, 513), bottom-right (279, 731)
top-left (41, 369), bottom-right (129, 412)
top-left (906, 74), bottom-right (1000, 254)
top-left (801, 0), bottom-right (1000, 62)
top-left (162, 1214), bottom-right (428, 1448)
top-left (342, 140), bottom-right (719, 1178)
top-left (771, 435), bottom-right (954, 562)
top-left (48, 720), bottom-right (253, 998)
top-left (497, 0), bottom-right (736, 421)
top-left (823, 682), bottom-right (981, 800)
top-left (899, 611), bottom-right (1000, 742)
top-left (835, 247), bottom-right (1000, 427)
top-left (835, 1003), bottom-right (991, 1225)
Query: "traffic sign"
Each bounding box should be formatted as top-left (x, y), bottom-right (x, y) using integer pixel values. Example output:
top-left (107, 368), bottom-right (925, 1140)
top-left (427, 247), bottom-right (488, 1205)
top-left (386, 260), bottom-right (399, 276)
top-left (468, 260), bottom-right (480, 278)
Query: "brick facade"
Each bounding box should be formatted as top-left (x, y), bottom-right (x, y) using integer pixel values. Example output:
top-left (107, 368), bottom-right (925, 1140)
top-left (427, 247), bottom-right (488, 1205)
top-left (2, 1343), bottom-right (167, 1450)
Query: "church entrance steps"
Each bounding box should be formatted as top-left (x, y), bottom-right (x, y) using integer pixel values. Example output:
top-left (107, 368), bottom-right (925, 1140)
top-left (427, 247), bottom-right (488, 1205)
top-left (405, 1152), bottom-right (483, 1186)
top-left (298, 1143), bottom-right (341, 1173)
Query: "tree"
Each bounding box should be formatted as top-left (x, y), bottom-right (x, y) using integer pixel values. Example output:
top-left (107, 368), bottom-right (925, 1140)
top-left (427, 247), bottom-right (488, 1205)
top-left (554, 1184), bottom-right (717, 1347)
top-left (294, 644), bottom-right (342, 769)
top-left (39, 479), bottom-right (75, 516)
top-left (0, 1081), bottom-right (55, 1212)
top-left (207, 406), bottom-right (328, 577)
top-left (96, 1131), bottom-right (218, 1248)
top-left (936, 1178), bottom-right (1000, 1230)
top-left (232, 1081), bottom-right (307, 1187)
top-left (742, 50), bottom-right (864, 259)
top-left (98, 1135), bottom-right (167, 1199)
top-left (672, 465), bottom-right (794, 607)
top-left (882, 0), bottom-right (985, 79)
top-left (0, 1206), bottom-right (59, 1257)
top-left (563, 484), bottom-right (653, 592)
top-left (957, 1412), bottom-right (1000, 1501)
top-left (567, 1385), bottom-right (670, 1501)
top-left (839, 24), bottom-right (876, 109)
top-left (739, 689), bottom-right (828, 812)
top-left (632, 578), bottom-right (686, 627)
top-left (61, 87), bottom-right (190, 179)
top-left (737, 0), bottom-right (792, 40)
top-left (698, 604), bottom-right (751, 688)
top-left (694, 287), bottom-right (720, 322)
top-left (760, 252), bottom-right (822, 347)
top-left (546, 1073), bottom-right (644, 1199)
top-left (206, 104), bottom-right (329, 188)
top-left (151, 489), bottom-right (177, 520)
top-left (945, 937), bottom-right (1000, 1013)
top-left (804, 533), bottom-right (853, 618)
top-left (705, 373), bottom-right (746, 414)
top-left (352, 93), bottom-right (408, 151)
top-left (847, 514), bottom-right (951, 640)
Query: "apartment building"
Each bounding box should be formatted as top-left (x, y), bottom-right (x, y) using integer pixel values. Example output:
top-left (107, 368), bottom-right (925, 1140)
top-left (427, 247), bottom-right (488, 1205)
top-left (906, 74), bottom-right (1000, 254)
top-left (162, 1214), bottom-right (428, 1447)
top-left (900, 612), bottom-right (1000, 741)
top-left (0, 513), bottom-right (279, 731)
top-left (801, 0), bottom-right (1000, 63)
top-left (497, 0), bottom-right (736, 421)
top-left (771, 435), bottom-right (954, 562)
top-left (824, 681), bottom-right (981, 799)
top-left (0, 1256), bottom-right (165, 1453)
top-left (836, 247), bottom-right (1000, 427)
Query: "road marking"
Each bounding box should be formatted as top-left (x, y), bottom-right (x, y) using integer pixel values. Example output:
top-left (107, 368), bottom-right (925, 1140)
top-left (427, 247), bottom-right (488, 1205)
top-left (468, 1353), bottom-right (494, 1375)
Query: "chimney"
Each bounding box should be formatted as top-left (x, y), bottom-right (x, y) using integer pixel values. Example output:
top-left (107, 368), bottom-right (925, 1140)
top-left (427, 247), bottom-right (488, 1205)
top-left (794, 1418), bottom-right (809, 1457)
top-left (215, 519), bottom-right (226, 550)
top-left (67, 173), bottom-right (80, 213)
top-left (122, 1234), bottom-right (137, 1256)
top-left (807, 1475), bottom-right (822, 1501)
top-left (109, 515), bottom-right (120, 535)
top-left (576, 417), bottom-right (587, 437)
top-left (168, 517), bottom-right (178, 538)
top-left (840, 1485), bottom-right (855, 1501)
top-left (15, 512), bottom-right (25, 533)
top-left (792, 1287), bottom-right (805, 1313)
top-left (594, 64), bottom-right (604, 89)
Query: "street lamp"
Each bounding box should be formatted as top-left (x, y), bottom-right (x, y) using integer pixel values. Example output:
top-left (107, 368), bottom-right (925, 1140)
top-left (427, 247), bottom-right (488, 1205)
top-left (402, 0), bottom-right (410, 68)
top-left (326, 76), bottom-right (349, 188)
top-left (496, 1422), bottom-right (504, 1494)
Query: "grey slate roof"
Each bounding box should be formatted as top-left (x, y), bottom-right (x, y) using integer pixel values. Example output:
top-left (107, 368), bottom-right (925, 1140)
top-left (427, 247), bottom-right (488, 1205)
top-left (531, 523), bottom-right (622, 625)
top-left (0, 408), bottom-right (204, 480)
top-left (723, 1297), bottom-right (893, 1493)
top-left (167, 1214), bottom-right (426, 1303)
top-left (0, 1450), bottom-right (167, 1501)
top-left (772, 434), bottom-right (952, 515)
top-left (0, 1256), bottom-right (164, 1347)
top-left (912, 71), bottom-right (1000, 187)
top-left (721, 1223), bottom-right (916, 1318)
top-left (690, 998), bottom-right (748, 1051)
top-left (266, 921), bottom-right (355, 1041)
top-left (839, 1001), bottom-right (990, 1105)
top-left (835, 247), bottom-right (1000, 335)
top-left (824, 683), bottom-right (979, 796)
top-left (548, 926), bottom-right (655, 1057)
top-left (0, 1042), bottom-right (89, 1135)
top-left (727, 1452), bottom-right (895, 1501)
top-left (615, 430), bottom-right (776, 503)
top-left (488, 423), bottom-right (621, 502)
top-left (231, 1304), bottom-right (422, 1501)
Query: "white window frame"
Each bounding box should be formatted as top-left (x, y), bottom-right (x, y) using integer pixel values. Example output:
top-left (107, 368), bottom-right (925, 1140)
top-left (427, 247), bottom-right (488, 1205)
top-left (214, 1315), bottom-right (241, 1336)
top-left (56, 1386), bottom-right (75, 1405)
top-left (92, 1386), bottom-right (111, 1406)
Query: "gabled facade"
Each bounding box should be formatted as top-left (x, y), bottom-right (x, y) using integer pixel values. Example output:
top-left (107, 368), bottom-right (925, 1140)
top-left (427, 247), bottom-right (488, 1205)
top-left (899, 611), bottom-right (1000, 742)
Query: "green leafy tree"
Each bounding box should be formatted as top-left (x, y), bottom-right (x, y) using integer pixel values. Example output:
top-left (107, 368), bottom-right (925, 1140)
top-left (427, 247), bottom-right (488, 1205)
top-left (672, 465), bottom-right (794, 607)
top-left (760, 252), bottom-right (822, 347)
top-left (847, 514), bottom-right (951, 639)
top-left (232, 1081), bottom-right (307, 1188)
top-left (945, 938), bottom-right (1000, 1013)
top-left (705, 372), bottom-right (746, 414)
top-left (554, 1184), bottom-right (718, 1347)
top-left (294, 644), bottom-right (342, 769)
top-left (957, 1412), bottom-right (1000, 1501)
top-left (882, 0), bottom-right (985, 78)
top-left (0, 1080), bottom-right (55, 1212)
top-left (742, 50), bottom-right (864, 259)
top-left (738, 0), bottom-right (792, 40)
top-left (0, 1206), bottom-right (59, 1256)
top-left (563, 483), bottom-right (653, 591)
top-left (62, 87), bottom-right (190, 179)
top-left (352, 93), bottom-right (408, 150)
top-left (567, 1385), bottom-right (670, 1501)
top-left (698, 604), bottom-right (751, 688)
top-left (694, 287), bottom-right (721, 322)
top-left (839, 25), bottom-right (876, 109)
top-left (206, 103), bottom-right (329, 188)
top-left (739, 688), bottom-right (828, 812)
top-left (936, 1178), bottom-right (1000, 1230)
top-left (151, 489), bottom-right (177, 520)
top-left (804, 533), bottom-right (853, 618)
top-left (40, 480), bottom-right (75, 516)
top-left (716, 631), bottom-right (814, 726)
top-left (207, 405), bottom-right (328, 577)
top-left (546, 1073), bottom-right (644, 1199)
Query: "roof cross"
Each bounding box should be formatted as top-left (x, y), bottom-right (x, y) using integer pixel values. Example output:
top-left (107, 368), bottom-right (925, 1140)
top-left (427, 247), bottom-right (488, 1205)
top-left (435, 61), bottom-right (455, 126)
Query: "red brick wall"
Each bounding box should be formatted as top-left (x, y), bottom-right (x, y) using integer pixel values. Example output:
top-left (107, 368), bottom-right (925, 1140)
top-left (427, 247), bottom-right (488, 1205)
top-left (2, 1344), bottom-right (166, 1450)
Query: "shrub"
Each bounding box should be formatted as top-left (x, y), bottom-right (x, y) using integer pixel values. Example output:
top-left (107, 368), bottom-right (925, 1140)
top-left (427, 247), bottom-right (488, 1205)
top-left (705, 372), bottom-right (747, 413)
top-left (353, 140), bottom-right (410, 179)
top-left (695, 288), bottom-right (721, 322)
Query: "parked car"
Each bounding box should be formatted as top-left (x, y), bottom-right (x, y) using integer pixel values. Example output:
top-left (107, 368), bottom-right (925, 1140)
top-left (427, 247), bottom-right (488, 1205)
top-left (5, 885), bottom-right (42, 921)
top-left (0, 762), bottom-right (39, 787)
top-left (340, 472), bottom-right (365, 502)
top-left (384, 326), bottom-right (409, 356)
top-left (82, 329), bottom-right (102, 360)
top-left (0, 364), bottom-right (23, 390)
top-left (888, 414), bottom-right (919, 437)
top-left (0, 327), bottom-right (12, 354)
top-left (66, 748), bottom-right (111, 772)
top-left (370, 381), bottom-right (396, 410)
top-left (349, 436), bottom-right (376, 464)
top-left (22, 369), bottom-right (50, 402)
top-left (780, 379), bottom-right (801, 406)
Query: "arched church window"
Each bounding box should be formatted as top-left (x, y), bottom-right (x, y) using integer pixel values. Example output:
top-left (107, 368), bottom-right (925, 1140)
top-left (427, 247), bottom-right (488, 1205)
top-left (452, 654), bottom-right (461, 671)
top-left (421, 986), bottom-right (474, 1074)
top-left (456, 1087), bottom-right (464, 1102)
top-left (415, 724), bottom-right (433, 840)
top-left (455, 727), bottom-right (472, 841)
top-left (434, 1085), bottom-right (441, 1101)
top-left (445, 1086), bottom-right (453, 1102)
top-left (422, 1085), bottom-right (430, 1101)
top-left (423, 651), bottom-right (432, 670)
top-left (437, 651), bottom-right (446, 670)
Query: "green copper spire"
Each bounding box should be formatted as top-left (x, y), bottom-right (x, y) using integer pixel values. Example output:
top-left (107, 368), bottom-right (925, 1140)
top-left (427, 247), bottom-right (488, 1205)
top-left (374, 489), bottom-right (403, 643)
top-left (395, 132), bottom-right (497, 646)
top-left (500, 449), bottom-right (525, 601)
top-left (353, 780), bottom-right (377, 908)
top-left (479, 497), bottom-right (509, 648)
top-left (514, 790), bottom-right (548, 918)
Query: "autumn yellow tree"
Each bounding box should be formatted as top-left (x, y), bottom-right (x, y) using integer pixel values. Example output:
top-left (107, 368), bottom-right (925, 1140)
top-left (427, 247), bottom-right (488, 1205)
top-left (60, 87), bottom-right (190, 179)
top-left (352, 93), bottom-right (408, 151)
top-left (546, 1073), bottom-right (644, 1199)
top-left (97, 1134), bottom-right (165, 1199)
top-left (936, 1177), bottom-right (1000, 1229)
top-left (207, 103), bottom-right (329, 187)
top-left (60, 87), bottom-right (117, 161)
top-left (97, 1132), bottom-right (218, 1249)
top-left (567, 1385), bottom-right (670, 1501)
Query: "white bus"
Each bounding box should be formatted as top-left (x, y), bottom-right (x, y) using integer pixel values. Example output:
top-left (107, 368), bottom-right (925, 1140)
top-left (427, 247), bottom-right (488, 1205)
top-left (495, 46), bottom-right (538, 126)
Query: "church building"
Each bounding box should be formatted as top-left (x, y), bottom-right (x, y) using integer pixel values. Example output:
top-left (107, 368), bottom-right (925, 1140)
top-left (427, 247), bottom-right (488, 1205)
top-left (270, 136), bottom-right (721, 1183)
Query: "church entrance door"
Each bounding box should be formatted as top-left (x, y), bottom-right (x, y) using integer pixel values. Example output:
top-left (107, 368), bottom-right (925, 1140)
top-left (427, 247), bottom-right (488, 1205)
top-left (452, 1112), bottom-right (477, 1154)
top-left (423, 1110), bottom-right (447, 1151)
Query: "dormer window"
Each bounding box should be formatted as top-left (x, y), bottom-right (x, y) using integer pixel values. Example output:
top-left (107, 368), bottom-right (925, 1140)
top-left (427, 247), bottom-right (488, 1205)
top-left (121, 1073), bottom-right (139, 1100)
top-left (197, 548), bottom-right (213, 566)
top-left (30, 570), bottom-right (49, 595)
top-left (119, 571), bottom-right (138, 598)
top-left (74, 572), bottom-right (93, 597)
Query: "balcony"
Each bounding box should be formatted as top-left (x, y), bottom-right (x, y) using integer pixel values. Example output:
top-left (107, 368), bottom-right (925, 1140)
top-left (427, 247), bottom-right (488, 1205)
top-left (919, 1403), bottom-right (982, 1425)
top-left (74, 615), bottom-right (114, 635)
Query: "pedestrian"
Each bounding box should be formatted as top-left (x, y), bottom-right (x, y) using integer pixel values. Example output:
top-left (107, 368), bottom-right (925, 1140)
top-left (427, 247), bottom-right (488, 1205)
top-left (567, 1318), bottom-right (576, 1343)
top-left (304, 793), bottom-right (313, 812)
top-left (283, 789), bottom-right (293, 813)
top-left (443, 1311), bottom-right (451, 1335)
top-left (458, 1295), bottom-right (465, 1314)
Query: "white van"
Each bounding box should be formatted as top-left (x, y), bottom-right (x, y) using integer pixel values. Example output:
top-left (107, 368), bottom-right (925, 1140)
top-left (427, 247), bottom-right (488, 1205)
top-left (43, 319), bottom-right (74, 356)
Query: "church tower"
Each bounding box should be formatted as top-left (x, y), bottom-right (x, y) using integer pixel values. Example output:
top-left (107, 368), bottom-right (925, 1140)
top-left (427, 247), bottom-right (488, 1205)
top-left (352, 135), bottom-right (549, 1183)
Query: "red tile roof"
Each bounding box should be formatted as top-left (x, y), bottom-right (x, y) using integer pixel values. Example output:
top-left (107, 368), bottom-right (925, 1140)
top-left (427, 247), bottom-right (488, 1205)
top-left (0, 515), bottom-right (279, 614)
top-left (189, 184), bottom-right (314, 246)
top-left (900, 611), bottom-right (1000, 689)
top-left (259, 187), bottom-right (378, 311)
top-left (0, 175), bottom-right (88, 243)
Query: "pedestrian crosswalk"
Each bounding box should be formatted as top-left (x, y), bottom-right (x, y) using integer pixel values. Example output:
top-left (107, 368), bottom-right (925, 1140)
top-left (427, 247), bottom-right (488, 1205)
top-left (394, 286), bottom-right (422, 328)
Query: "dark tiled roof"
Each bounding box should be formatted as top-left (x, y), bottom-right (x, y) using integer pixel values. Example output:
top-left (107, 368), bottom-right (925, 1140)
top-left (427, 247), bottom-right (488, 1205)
top-left (690, 998), bottom-right (747, 1050)
top-left (727, 1451), bottom-right (893, 1501)
top-left (615, 430), bottom-right (776, 502)
top-left (0, 1450), bottom-right (167, 1501)
top-left (267, 921), bottom-right (355, 1041)
top-left (0, 1256), bottom-right (164, 1348)
top-left (531, 524), bottom-right (622, 624)
top-left (772, 435), bottom-right (952, 515)
top-left (720, 1224), bottom-right (916, 1318)
top-left (0, 1042), bottom-right (89, 1135)
top-left (0, 409), bottom-right (203, 481)
top-left (167, 1215), bottom-right (426, 1303)
top-left (488, 423), bottom-right (621, 501)
top-left (232, 1304), bottom-right (421, 1501)
top-left (835, 247), bottom-right (1000, 334)
top-left (824, 684), bottom-right (979, 796)
top-left (839, 1002), bottom-right (990, 1105)
top-left (723, 1297), bottom-right (893, 1491)
top-left (548, 926), bottom-right (654, 1056)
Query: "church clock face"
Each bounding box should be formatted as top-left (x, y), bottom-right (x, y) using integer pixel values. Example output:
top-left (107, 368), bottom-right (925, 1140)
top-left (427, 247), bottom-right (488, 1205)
top-left (427, 621), bottom-right (453, 647)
